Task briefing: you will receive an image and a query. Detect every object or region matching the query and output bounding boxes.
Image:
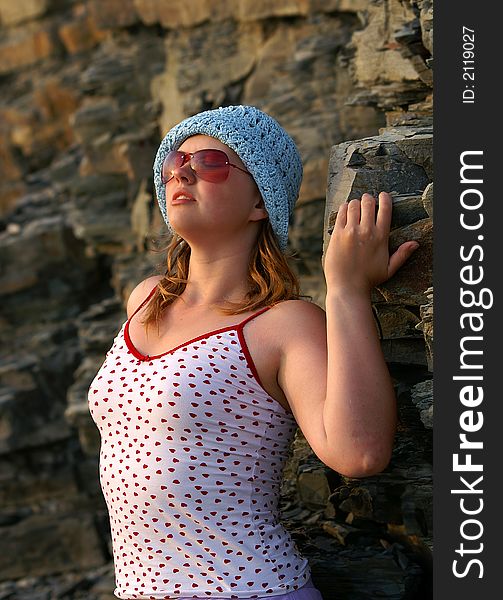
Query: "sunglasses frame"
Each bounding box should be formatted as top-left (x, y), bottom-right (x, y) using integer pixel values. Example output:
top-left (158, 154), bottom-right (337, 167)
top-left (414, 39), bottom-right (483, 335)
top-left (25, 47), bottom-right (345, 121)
top-left (161, 148), bottom-right (253, 185)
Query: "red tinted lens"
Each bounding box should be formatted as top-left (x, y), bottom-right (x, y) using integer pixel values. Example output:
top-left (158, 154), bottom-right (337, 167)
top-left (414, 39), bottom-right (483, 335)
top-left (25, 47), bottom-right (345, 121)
top-left (191, 149), bottom-right (230, 182)
top-left (162, 151), bottom-right (186, 184)
top-left (162, 149), bottom-right (231, 184)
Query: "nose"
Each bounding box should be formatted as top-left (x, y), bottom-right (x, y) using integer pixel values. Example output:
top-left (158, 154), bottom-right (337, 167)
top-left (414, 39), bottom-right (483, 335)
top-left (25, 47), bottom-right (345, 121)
top-left (170, 156), bottom-right (196, 184)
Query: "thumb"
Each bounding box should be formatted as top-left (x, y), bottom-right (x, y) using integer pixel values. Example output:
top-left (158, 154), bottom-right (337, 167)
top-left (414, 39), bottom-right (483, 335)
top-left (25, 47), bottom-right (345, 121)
top-left (387, 241), bottom-right (419, 279)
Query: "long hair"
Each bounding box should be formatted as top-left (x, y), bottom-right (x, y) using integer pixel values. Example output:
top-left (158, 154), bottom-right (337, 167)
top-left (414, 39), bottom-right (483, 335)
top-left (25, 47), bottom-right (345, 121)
top-left (140, 219), bottom-right (311, 333)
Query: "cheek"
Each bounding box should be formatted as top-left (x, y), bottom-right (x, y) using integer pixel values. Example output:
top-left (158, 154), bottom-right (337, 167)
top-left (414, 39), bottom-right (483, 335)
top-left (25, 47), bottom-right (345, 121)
top-left (209, 195), bottom-right (239, 219)
top-left (205, 185), bottom-right (239, 208)
top-left (200, 181), bottom-right (257, 221)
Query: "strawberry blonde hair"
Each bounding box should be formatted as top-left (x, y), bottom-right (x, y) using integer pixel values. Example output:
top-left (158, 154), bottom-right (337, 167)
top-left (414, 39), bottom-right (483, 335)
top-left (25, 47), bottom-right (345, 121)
top-left (140, 219), bottom-right (311, 333)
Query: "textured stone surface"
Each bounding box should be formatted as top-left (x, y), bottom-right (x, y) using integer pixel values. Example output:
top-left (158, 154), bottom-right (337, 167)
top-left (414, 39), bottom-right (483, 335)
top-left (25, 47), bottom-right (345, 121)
top-left (0, 0), bottom-right (49, 27)
top-left (417, 286), bottom-right (433, 371)
top-left (348, 0), bottom-right (432, 112)
top-left (410, 379), bottom-right (433, 429)
top-left (88, 0), bottom-right (139, 29)
top-left (1, 514), bottom-right (105, 579)
top-left (320, 7), bottom-right (433, 588)
top-left (325, 130), bottom-right (433, 308)
top-left (58, 10), bottom-right (106, 54)
top-left (0, 24), bottom-right (55, 75)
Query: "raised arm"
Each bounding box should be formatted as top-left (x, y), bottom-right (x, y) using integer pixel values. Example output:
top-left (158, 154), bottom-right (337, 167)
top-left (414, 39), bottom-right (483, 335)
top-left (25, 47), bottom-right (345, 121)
top-left (277, 192), bottom-right (419, 477)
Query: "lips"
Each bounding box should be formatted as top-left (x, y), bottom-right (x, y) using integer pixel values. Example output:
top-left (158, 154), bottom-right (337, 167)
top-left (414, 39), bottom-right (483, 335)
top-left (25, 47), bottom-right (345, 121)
top-left (172, 190), bottom-right (195, 204)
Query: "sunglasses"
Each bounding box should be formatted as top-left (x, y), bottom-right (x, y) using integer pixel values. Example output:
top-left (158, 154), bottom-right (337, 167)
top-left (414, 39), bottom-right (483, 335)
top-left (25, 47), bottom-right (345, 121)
top-left (161, 148), bottom-right (253, 184)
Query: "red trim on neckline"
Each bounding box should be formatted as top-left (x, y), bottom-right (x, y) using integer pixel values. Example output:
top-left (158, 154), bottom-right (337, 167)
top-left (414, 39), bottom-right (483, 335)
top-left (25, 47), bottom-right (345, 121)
top-left (123, 299), bottom-right (292, 415)
top-left (125, 321), bottom-right (238, 361)
top-left (124, 302), bottom-right (273, 362)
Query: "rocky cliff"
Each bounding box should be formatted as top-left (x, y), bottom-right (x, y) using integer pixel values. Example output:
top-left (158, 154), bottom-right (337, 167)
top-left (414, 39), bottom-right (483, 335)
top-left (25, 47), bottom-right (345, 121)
top-left (0, 1), bottom-right (433, 598)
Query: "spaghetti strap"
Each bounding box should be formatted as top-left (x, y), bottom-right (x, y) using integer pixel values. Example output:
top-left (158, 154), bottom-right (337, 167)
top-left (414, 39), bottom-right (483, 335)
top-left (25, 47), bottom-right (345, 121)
top-left (130, 282), bottom-right (158, 320)
top-left (236, 304), bottom-right (274, 329)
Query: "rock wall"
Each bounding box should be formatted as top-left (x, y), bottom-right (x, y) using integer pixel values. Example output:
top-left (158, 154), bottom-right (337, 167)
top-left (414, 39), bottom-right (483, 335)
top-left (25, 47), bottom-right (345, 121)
top-left (0, 1), bottom-right (433, 598)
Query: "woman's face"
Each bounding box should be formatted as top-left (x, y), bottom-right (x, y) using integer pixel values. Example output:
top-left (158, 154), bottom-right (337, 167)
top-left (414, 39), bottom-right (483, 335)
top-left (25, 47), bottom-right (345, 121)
top-left (165, 135), bottom-right (267, 247)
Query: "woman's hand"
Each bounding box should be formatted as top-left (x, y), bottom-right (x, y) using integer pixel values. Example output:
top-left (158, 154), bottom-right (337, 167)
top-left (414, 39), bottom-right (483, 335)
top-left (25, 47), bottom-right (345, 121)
top-left (323, 191), bottom-right (419, 296)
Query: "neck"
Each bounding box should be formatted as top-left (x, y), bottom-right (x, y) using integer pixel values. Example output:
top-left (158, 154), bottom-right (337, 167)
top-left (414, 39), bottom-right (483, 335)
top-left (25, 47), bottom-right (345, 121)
top-left (178, 245), bottom-right (251, 308)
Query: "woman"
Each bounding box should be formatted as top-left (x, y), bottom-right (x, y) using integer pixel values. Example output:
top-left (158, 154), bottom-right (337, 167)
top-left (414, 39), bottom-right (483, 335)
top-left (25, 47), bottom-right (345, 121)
top-left (88, 105), bottom-right (419, 599)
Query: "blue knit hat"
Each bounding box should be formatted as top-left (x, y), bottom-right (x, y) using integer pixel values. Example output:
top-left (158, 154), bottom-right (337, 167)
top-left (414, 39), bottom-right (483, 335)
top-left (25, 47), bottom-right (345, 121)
top-left (153, 105), bottom-right (303, 252)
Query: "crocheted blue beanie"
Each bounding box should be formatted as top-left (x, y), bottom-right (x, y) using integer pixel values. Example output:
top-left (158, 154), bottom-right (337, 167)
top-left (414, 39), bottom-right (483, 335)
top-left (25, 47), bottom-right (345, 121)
top-left (153, 105), bottom-right (303, 252)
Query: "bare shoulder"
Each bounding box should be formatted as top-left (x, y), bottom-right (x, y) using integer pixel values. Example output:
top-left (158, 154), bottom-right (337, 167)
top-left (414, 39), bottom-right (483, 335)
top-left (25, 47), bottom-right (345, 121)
top-left (266, 298), bottom-right (327, 349)
top-left (271, 298), bottom-right (326, 323)
top-left (126, 274), bottom-right (164, 319)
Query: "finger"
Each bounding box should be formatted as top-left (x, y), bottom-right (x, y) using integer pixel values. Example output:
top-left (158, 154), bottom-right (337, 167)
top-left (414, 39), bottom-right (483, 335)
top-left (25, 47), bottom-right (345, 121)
top-left (346, 198), bottom-right (362, 227)
top-left (376, 191), bottom-right (393, 233)
top-left (387, 241), bottom-right (420, 279)
top-left (359, 193), bottom-right (377, 230)
top-left (335, 201), bottom-right (348, 229)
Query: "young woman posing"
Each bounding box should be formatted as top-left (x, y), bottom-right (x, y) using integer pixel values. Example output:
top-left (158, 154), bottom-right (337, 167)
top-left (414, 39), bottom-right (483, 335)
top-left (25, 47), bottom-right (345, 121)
top-left (89, 105), bottom-right (419, 600)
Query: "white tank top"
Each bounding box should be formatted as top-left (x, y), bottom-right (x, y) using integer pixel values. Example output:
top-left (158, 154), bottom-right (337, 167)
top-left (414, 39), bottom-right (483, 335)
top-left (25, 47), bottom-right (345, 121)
top-left (88, 286), bottom-right (312, 599)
